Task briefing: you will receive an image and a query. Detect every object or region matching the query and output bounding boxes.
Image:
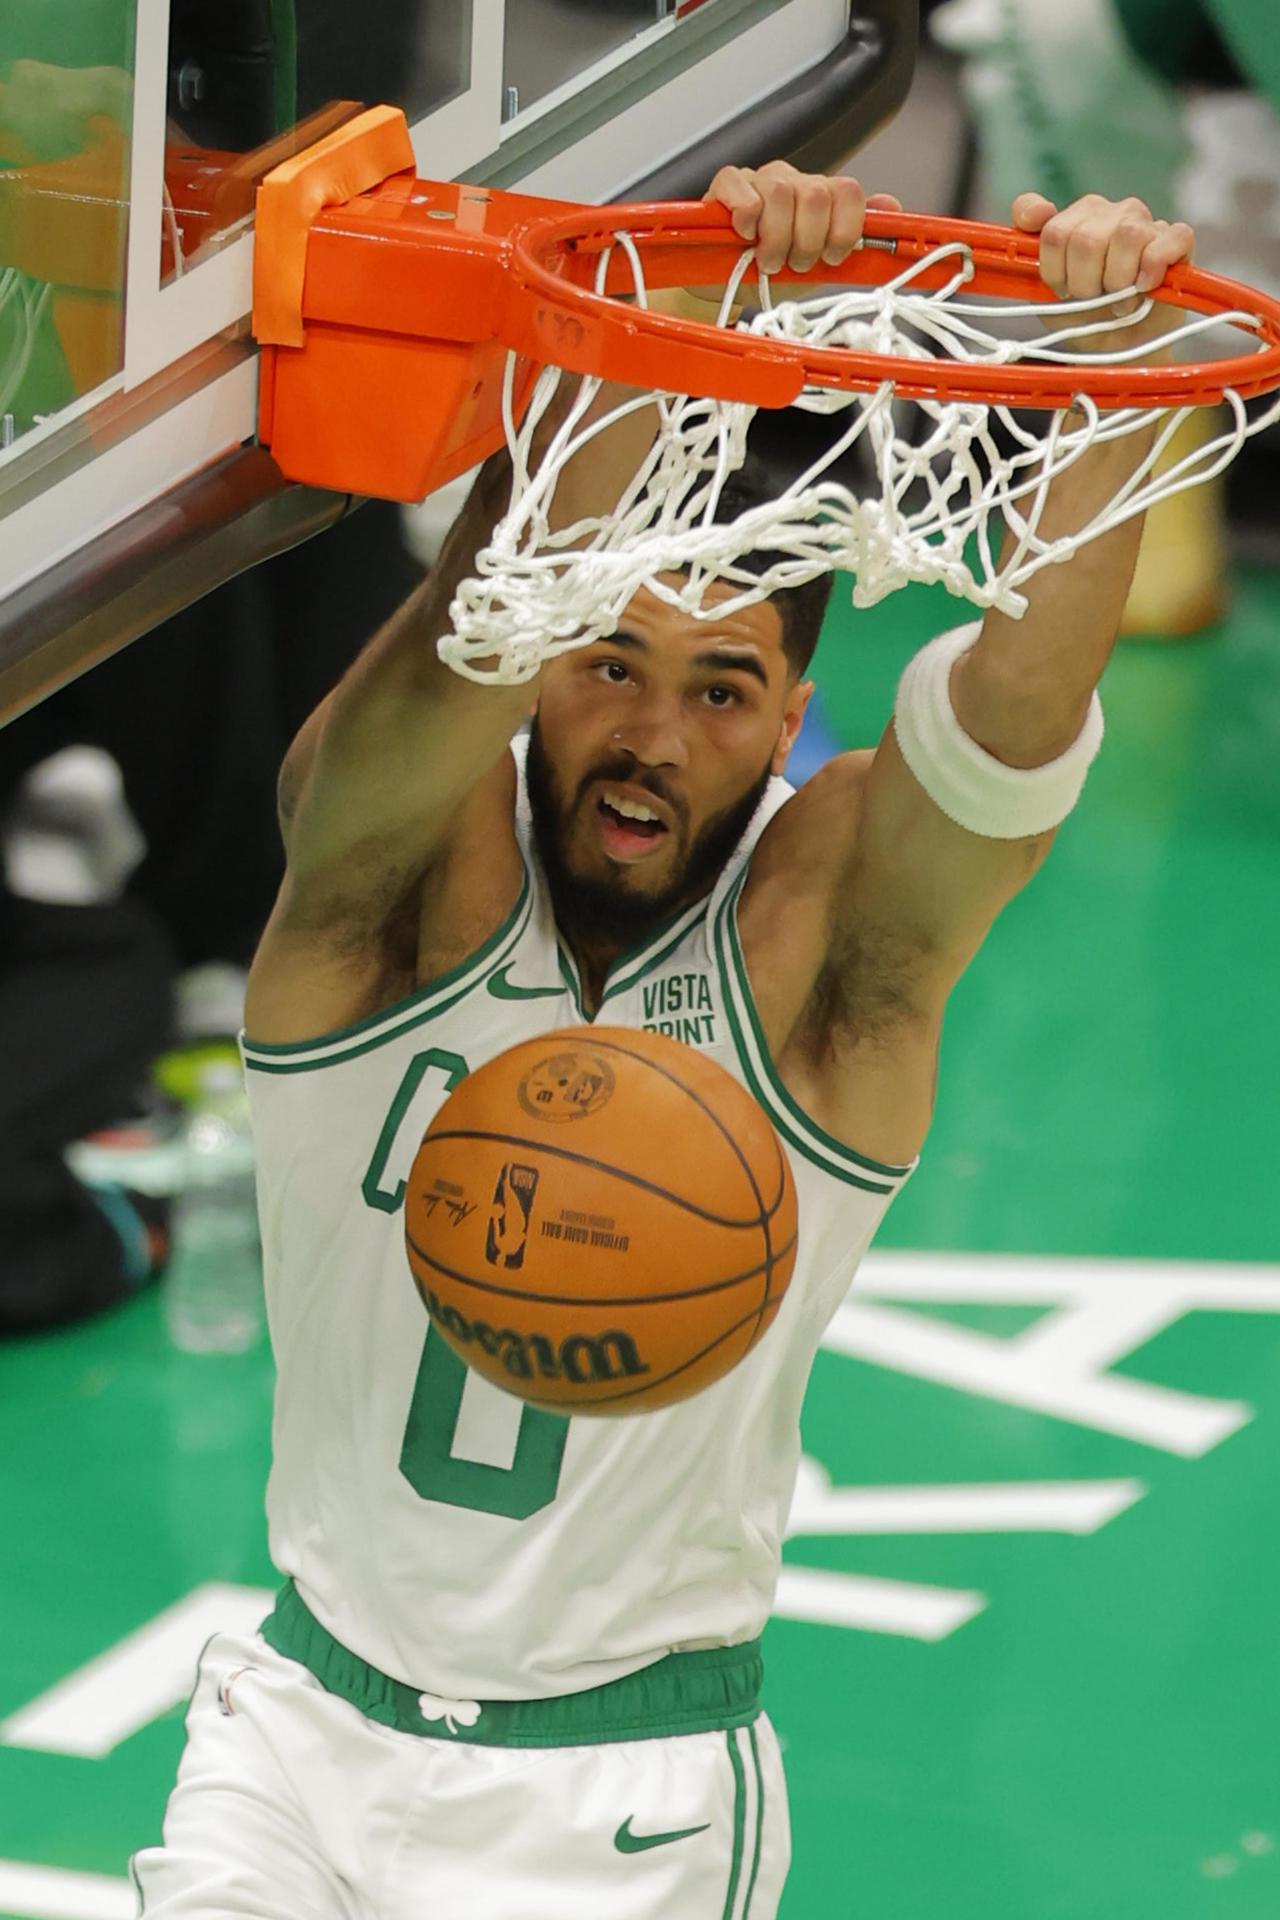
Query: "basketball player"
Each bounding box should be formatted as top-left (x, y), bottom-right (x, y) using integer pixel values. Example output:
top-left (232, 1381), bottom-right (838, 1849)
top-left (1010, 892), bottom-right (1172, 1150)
top-left (133, 165), bottom-right (1195, 1917)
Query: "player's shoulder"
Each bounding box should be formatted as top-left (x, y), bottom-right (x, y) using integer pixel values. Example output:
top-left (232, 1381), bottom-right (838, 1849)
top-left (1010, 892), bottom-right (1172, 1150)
top-left (792, 746), bottom-right (877, 811)
top-left (755, 747), bottom-right (876, 879)
top-left (736, 749), bottom-right (878, 1050)
top-left (246, 749), bottom-right (522, 1047)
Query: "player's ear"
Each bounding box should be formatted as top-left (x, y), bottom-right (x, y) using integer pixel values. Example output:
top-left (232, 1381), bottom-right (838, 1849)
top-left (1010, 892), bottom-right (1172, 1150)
top-left (771, 678), bottom-right (813, 774)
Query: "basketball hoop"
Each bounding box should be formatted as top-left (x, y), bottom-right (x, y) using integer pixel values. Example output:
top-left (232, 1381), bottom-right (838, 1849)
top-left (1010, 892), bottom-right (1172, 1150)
top-left (251, 116), bottom-right (1280, 686)
top-left (440, 203), bottom-right (1280, 683)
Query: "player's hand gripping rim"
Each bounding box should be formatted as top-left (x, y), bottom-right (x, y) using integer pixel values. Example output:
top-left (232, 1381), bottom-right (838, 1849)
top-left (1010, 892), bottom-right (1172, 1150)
top-left (705, 158), bottom-right (902, 278)
top-left (1012, 190), bottom-right (1196, 356)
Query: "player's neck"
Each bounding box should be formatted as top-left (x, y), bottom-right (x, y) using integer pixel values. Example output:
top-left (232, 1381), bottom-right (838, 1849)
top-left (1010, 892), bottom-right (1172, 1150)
top-left (569, 938), bottom-right (615, 1019)
top-left (557, 881), bottom-right (711, 1016)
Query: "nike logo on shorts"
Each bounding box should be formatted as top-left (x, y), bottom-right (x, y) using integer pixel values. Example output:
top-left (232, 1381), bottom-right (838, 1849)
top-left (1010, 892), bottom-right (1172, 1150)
top-left (613, 1815), bottom-right (712, 1853)
top-left (487, 964), bottom-right (562, 1001)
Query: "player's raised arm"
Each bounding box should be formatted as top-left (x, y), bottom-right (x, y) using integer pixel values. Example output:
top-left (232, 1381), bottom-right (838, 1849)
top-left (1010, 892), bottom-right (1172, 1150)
top-left (950, 193), bottom-right (1195, 768)
top-left (802, 192), bottom-right (1196, 1159)
top-left (265, 375), bottom-right (674, 880)
top-left (247, 346), bottom-right (708, 1039)
top-left (243, 454), bottom-right (528, 1039)
top-left (273, 457), bottom-right (526, 891)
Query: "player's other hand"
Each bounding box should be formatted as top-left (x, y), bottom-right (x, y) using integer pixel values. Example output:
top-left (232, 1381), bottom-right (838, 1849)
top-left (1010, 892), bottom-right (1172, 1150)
top-left (1012, 190), bottom-right (1194, 350)
top-left (706, 160), bottom-right (902, 275)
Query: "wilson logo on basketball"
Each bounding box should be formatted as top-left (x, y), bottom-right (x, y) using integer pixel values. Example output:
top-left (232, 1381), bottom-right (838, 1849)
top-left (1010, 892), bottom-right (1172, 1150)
top-left (517, 1049), bottom-right (616, 1122)
top-left (420, 1287), bottom-right (650, 1386)
top-left (484, 1162), bottom-right (539, 1270)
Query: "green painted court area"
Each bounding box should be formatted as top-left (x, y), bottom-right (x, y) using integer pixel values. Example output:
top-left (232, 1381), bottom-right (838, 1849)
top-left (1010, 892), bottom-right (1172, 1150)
top-left (3, 570), bottom-right (1279, 1919)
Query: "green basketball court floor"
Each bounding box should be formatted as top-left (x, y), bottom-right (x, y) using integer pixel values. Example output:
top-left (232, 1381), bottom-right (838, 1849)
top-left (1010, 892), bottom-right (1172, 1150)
top-left (2, 569), bottom-right (1278, 1919)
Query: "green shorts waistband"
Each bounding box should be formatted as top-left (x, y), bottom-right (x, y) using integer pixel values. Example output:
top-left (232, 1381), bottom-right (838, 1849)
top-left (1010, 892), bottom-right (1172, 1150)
top-left (259, 1580), bottom-right (763, 1748)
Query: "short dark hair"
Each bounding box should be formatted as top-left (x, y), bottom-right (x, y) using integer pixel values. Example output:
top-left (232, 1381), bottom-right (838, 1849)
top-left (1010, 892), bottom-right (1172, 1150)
top-left (756, 563), bottom-right (834, 680)
top-left (710, 458), bottom-right (835, 679)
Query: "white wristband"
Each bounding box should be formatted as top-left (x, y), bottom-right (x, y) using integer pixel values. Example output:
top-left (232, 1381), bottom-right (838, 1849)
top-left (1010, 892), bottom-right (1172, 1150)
top-left (892, 623), bottom-right (1105, 839)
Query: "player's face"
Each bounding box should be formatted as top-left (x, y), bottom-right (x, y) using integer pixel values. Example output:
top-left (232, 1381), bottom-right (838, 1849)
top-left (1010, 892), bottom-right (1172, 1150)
top-left (528, 580), bottom-right (811, 944)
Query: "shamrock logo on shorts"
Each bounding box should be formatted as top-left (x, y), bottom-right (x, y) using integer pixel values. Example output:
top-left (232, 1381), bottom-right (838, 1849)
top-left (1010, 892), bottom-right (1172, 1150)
top-left (416, 1691), bottom-right (482, 1735)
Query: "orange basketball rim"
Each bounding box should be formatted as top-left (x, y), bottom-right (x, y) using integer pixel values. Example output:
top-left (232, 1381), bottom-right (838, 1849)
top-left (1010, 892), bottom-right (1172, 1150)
top-left (252, 107), bottom-right (1280, 503)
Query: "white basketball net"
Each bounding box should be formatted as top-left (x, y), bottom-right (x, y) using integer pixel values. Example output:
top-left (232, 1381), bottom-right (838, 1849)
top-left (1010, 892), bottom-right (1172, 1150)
top-left (441, 234), bottom-right (1280, 685)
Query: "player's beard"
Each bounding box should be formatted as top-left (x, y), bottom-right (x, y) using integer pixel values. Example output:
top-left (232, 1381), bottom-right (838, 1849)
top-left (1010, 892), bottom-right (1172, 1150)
top-left (525, 716), bottom-right (773, 952)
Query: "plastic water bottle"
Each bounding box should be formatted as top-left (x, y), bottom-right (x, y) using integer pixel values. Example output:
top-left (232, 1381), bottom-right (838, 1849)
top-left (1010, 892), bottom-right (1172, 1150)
top-left (165, 1059), bottom-right (263, 1353)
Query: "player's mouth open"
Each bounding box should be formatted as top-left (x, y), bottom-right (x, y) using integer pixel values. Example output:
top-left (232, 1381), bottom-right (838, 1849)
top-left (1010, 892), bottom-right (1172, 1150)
top-left (596, 790), bottom-right (671, 861)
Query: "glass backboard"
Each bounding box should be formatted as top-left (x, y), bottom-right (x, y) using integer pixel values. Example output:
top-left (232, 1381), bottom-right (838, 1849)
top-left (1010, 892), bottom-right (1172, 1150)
top-left (0, 0), bottom-right (917, 722)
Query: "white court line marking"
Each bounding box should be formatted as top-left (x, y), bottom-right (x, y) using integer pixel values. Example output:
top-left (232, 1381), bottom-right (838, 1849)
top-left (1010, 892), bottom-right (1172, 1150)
top-left (861, 1251), bottom-right (1280, 1307)
top-left (0, 1860), bottom-right (134, 1920)
top-left (787, 1460), bottom-right (1146, 1535)
top-left (0, 1584), bottom-right (274, 1759)
top-left (829, 1252), bottom-right (1280, 1456)
top-left (774, 1565), bottom-right (985, 1641)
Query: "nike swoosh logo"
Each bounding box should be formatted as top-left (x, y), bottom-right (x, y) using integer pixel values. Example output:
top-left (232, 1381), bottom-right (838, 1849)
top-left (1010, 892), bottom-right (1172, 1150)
top-left (614, 1816), bottom-right (712, 1854)
top-left (487, 964), bottom-right (563, 1001)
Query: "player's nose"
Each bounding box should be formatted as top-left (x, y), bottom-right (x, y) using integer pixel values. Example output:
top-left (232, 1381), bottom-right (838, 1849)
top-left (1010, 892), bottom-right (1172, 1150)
top-left (611, 689), bottom-right (691, 771)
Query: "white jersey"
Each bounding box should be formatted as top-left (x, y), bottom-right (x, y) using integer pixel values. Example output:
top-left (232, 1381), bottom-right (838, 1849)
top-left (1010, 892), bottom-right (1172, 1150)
top-left (242, 739), bottom-right (914, 1701)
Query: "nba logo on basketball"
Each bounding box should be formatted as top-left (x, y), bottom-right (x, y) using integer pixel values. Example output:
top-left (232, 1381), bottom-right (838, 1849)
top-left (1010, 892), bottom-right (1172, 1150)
top-left (485, 1163), bottom-right (540, 1270)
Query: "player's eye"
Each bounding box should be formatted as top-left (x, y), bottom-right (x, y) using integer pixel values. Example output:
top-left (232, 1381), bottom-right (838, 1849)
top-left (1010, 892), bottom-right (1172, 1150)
top-left (702, 683), bottom-right (741, 707)
top-left (596, 659), bottom-right (632, 685)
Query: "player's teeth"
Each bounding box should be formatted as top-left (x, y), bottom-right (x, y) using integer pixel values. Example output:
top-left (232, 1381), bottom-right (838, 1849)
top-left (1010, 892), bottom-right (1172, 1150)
top-left (604, 792), bottom-right (659, 822)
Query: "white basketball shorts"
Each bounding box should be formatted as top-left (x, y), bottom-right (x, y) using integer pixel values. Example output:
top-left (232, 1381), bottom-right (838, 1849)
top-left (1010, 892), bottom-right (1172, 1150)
top-left (131, 1627), bottom-right (790, 1919)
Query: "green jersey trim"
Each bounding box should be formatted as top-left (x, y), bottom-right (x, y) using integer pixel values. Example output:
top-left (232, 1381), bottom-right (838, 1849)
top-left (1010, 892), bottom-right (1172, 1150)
top-left (744, 1721), bottom-right (766, 1915)
top-left (600, 897), bottom-right (711, 1003)
top-left (713, 875), bottom-right (913, 1194)
top-left (722, 1729), bottom-right (748, 1919)
top-left (557, 941), bottom-right (588, 1021)
top-left (241, 870), bottom-right (533, 1074)
top-left (555, 896), bottom-right (712, 1019)
top-left (259, 1580), bottom-right (763, 1747)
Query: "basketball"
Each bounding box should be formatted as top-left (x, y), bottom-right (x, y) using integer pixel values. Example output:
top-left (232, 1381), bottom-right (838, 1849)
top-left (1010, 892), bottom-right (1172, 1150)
top-left (403, 1027), bottom-right (797, 1415)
